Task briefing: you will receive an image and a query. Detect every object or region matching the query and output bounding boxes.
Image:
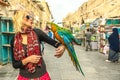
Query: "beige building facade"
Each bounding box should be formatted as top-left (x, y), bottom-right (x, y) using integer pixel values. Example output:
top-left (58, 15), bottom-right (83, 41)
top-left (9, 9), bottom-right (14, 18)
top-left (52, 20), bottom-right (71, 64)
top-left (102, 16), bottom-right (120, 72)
top-left (0, 0), bottom-right (52, 30)
top-left (63, 0), bottom-right (120, 28)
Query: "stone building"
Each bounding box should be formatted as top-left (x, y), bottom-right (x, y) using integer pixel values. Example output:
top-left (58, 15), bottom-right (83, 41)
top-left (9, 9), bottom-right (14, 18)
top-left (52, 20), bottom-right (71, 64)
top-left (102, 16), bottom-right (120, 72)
top-left (0, 0), bottom-right (52, 30)
top-left (63, 0), bottom-right (120, 28)
top-left (0, 0), bottom-right (9, 17)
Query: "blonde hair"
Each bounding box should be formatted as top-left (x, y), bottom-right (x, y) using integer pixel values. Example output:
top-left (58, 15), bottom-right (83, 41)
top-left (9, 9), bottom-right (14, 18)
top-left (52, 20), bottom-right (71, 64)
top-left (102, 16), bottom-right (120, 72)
top-left (12, 10), bottom-right (35, 33)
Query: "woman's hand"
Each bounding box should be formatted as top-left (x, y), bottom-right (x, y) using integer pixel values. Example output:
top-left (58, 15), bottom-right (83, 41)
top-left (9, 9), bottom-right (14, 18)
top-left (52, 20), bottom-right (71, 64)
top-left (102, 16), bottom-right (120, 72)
top-left (22, 55), bottom-right (41, 65)
top-left (27, 55), bottom-right (41, 63)
top-left (54, 45), bottom-right (65, 58)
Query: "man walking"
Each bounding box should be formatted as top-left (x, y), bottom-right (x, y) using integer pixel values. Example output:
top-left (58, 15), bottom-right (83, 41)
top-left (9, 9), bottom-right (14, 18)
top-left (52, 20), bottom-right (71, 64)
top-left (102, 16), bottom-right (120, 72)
top-left (85, 28), bottom-right (92, 51)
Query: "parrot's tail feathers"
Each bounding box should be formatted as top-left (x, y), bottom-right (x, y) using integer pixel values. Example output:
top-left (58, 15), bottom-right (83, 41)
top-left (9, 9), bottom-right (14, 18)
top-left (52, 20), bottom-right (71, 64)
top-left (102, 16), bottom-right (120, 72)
top-left (66, 45), bottom-right (85, 76)
top-left (74, 59), bottom-right (85, 76)
top-left (67, 49), bottom-right (76, 65)
top-left (74, 58), bottom-right (85, 76)
top-left (77, 63), bottom-right (85, 76)
top-left (67, 48), bottom-right (77, 67)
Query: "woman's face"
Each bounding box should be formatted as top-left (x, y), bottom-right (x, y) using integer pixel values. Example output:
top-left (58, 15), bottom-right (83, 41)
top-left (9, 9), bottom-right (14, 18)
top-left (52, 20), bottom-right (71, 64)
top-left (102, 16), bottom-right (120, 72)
top-left (22, 13), bottom-right (34, 28)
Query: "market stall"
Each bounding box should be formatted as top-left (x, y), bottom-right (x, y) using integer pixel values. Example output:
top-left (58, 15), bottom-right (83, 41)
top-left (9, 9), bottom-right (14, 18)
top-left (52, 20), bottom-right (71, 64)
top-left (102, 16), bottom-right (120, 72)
top-left (99, 18), bottom-right (120, 54)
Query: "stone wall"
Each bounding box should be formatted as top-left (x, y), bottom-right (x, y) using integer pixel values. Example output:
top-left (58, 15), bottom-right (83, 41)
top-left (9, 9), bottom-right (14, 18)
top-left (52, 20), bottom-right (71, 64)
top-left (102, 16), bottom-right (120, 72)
top-left (63, 0), bottom-right (120, 27)
top-left (0, 0), bottom-right (52, 30)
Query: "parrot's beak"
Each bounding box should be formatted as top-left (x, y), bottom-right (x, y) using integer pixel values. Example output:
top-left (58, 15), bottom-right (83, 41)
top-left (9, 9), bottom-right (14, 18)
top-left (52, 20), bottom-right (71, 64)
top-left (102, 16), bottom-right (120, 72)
top-left (46, 22), bottom-right (52, 29)
top-left (47, 20), bottom-right (55, 30)
top-left (48, 26), bottom-right (51, 29)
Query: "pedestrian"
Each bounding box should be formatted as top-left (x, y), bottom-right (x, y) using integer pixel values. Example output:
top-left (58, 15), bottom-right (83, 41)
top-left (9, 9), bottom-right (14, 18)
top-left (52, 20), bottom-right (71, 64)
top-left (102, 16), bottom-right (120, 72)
top-left (46, 25), bottom-right (55, 39)
top-left (85, 28), bottom-right (92, 51)
top-left (105, 28), bottom-right (119, 63)
top-left (10, 10), bottom-right (65, 80)
top-left (48, 29), bottom-right (54, 39)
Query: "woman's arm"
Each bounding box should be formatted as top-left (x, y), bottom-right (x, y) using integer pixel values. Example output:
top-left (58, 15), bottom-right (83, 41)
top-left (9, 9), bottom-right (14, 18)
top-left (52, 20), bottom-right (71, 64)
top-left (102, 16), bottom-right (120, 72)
top-left (34, 29), bottom-right (61, 48)
top-left (10, 38), bottom-right (24, 69)
top-left (34, 29), bottom-right (65, 58)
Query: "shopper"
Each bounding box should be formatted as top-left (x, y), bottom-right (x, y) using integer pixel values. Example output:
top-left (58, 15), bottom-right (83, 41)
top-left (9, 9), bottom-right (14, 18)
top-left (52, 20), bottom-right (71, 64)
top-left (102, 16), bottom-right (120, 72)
top-left (105, 28), bottom-right (119, 63)
top-left (85, 28), bottom-right (92, 51)
top-left (48, 29), bottom-right (54, 39)
top-left (10, 10), bottom-right (65, 80)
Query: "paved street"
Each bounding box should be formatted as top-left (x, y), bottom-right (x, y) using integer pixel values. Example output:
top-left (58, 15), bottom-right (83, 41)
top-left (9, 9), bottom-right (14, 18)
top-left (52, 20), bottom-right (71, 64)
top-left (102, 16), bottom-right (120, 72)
top-left (0, 44), bottom-right (120, 80)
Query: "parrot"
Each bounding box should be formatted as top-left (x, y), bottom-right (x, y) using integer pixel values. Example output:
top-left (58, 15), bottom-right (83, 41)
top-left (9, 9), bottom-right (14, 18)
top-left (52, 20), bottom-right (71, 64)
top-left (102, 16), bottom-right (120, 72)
top-left (48, 22), bottom-right (85, 76)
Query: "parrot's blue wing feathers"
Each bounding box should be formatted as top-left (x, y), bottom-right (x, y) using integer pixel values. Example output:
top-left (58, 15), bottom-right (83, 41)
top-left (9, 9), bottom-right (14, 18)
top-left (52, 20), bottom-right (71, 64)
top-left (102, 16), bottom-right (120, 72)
top-left (58, 30), bottom-right (81, 45)
top-left (58, 31), bottom-right (85, 76)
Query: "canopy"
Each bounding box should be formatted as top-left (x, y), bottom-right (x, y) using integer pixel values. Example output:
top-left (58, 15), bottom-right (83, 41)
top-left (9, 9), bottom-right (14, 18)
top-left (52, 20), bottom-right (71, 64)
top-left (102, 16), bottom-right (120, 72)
top-left (105, 18), bottom-right (120, 25)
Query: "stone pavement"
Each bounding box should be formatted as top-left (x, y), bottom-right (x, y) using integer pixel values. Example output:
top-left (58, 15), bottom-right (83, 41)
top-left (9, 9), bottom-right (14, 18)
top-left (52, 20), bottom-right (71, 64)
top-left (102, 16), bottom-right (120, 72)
top-left (0, 44), bottom-right (120, 80)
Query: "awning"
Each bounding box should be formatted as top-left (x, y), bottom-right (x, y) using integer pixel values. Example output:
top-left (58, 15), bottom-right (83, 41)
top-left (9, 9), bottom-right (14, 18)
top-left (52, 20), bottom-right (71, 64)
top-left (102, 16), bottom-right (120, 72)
top-left (80, 24), bottom-right (86, 30)
top-left (91, 18), bottom-right (102, 27)
top-left (105, 18), bottom-right (120, 25)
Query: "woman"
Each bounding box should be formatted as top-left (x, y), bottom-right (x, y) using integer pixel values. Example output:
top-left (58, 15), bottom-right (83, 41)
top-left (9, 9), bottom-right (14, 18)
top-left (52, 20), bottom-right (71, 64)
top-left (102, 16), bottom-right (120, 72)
top-left (106, 28), bottom-right (119, 63)
top-left (10, 10), bottom-right (65, 80)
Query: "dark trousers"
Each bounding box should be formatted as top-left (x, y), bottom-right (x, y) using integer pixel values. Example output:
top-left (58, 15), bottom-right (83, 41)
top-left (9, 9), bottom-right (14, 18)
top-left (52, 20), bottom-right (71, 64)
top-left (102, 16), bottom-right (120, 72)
top-left (108, 49), bottom-right (119, 62)
top-left (86, 40), bottom-right (92, 51)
